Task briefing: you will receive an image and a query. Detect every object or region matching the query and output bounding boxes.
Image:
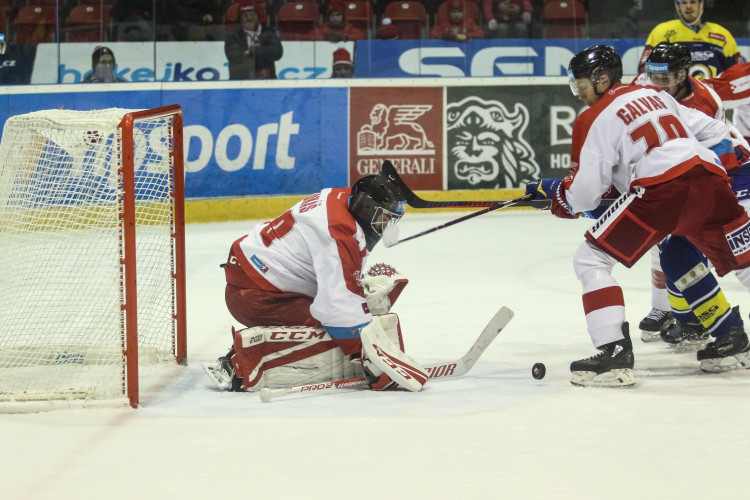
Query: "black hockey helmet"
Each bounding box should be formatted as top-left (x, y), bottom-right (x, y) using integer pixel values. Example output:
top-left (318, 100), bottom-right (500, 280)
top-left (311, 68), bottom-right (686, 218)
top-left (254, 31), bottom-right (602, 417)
top-left (349, 171), bottom-right (407, 251)
top-left (645, 42), bottom-right (692, 74)
top-left (567, 45), bottom-right (623, 96)
top-left (645, 43), bottom-right (691, 93)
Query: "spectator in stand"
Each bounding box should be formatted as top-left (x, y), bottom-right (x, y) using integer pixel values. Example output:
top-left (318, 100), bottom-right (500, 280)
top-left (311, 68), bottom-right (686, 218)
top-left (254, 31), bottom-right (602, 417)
top-left (430, 0), bottom-right (485, 41)
top-left (483, 0), bottom-right (533, 38)
top-left (331, 48), bottom-right (355, 78)
top-left (83, 46), bottom-right (126, 83)
top-left (311, 1), bottom-right (368, 42)
top-left (376, 18), bottom-right (401, 39)
top-left (225, 0), bottom-right (283, 79)
top-left (164, 0), bottom-right (221, 41)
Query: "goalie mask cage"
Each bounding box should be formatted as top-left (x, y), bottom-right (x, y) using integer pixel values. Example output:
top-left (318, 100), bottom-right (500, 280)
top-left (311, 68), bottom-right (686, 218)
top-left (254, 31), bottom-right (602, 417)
top-left (0, 105), bottom-right (186, 410)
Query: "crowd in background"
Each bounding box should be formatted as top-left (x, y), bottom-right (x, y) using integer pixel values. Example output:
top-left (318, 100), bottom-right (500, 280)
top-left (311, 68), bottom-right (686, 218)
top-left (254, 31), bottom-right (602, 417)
top-left (2, 0), bottom-right (748, 45)
top-left (1, 0), bottom-right (750, 81)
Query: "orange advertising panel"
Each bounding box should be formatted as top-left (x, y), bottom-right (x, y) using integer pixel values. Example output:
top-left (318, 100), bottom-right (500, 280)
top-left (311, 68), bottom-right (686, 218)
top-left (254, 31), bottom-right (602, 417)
top-left (349, 87), bottom-right (443, 190)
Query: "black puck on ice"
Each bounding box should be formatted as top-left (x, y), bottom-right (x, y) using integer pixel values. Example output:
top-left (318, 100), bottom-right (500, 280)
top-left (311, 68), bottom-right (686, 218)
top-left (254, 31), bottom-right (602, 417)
top-left (532, 362), bottom-right (546, 380)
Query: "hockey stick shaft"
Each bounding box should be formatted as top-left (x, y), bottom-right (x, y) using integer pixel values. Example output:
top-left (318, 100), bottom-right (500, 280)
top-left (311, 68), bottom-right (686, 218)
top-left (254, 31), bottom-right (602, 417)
top-left (381, 160), bottom-right (614, 209)
top-left (385, 194), bottom-right (533, 247)
top-left (259, 306), bottom-right (513, 402)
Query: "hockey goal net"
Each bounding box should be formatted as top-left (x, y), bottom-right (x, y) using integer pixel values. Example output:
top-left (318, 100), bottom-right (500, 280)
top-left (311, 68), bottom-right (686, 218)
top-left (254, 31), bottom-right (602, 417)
top-left (0, 105), bottom-right (186, 410)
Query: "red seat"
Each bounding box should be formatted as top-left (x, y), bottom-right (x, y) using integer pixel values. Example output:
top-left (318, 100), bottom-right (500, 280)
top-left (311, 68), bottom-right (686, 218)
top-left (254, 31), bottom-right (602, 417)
top-left (276, 2), bottom-right (320, 41)
top-left (543, 0), bottom-right (586, 38)
top-left (344, 1), bottom-right (374, 37)
top-left (67, 4), bottom-right (111, 42)
top-left (383, 1), bottom-right (427, 39)
top-left (14, 5), bottom-right (58, 44)
top-left (224, 1), bottom-right (270, 28)
top-left (435, 0), bottom-right (481, 24)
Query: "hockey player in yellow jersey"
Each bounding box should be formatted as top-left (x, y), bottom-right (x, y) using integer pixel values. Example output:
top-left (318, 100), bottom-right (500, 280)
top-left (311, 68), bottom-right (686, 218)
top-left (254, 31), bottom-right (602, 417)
top-left (638, 0), bottom-right (744, 78)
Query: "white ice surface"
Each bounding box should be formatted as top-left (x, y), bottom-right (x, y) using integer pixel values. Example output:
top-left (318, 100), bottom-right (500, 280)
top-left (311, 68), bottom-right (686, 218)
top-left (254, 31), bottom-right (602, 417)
top-left (4, 210), bottom-right (750, 500)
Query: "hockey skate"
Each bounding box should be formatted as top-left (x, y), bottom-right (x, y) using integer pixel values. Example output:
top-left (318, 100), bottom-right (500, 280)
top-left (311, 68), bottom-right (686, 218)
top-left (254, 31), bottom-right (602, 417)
top-left (660, 317), bottom-right (709, 349)
top-left (638, 308), bottom-right (674, 342)
top-left (570, 323), bottom-right (635, 388)
top-left (697, 325), bottom-right (750, 372)
top-left (202, 357), bottom-right (242, 391)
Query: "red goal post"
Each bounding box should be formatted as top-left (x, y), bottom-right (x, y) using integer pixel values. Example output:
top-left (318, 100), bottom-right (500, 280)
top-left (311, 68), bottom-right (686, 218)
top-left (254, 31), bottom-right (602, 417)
top-left (0, 105), bottom-right (187, 410)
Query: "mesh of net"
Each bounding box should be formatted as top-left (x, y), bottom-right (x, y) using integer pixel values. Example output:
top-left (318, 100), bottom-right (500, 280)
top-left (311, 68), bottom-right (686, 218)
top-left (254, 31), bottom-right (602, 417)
top-left (0, 108), bottom-right (178, 402)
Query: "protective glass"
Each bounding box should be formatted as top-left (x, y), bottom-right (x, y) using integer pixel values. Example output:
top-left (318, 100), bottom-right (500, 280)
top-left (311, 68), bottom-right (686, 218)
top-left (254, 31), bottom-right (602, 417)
top-left (646, 70), bottom-right (684, 89)
top-left (569, 76), bottom-right (594, 97)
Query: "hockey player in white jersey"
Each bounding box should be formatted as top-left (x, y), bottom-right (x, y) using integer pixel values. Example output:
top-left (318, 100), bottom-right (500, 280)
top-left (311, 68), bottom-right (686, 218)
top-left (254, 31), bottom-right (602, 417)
top-left (205, 168), bottom-right (429, 393)
top-left (525, 45), bottom-right (750, 387)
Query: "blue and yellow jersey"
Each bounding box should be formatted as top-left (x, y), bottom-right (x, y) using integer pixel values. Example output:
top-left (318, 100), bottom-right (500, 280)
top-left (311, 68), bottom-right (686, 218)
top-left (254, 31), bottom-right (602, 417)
top-left (639, 19), bottom-right (745, 78)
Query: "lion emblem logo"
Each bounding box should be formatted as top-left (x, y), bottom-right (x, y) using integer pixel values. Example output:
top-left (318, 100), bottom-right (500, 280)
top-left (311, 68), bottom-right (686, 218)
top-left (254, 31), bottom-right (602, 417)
top-left (357, 104), bottom-right (436, 155)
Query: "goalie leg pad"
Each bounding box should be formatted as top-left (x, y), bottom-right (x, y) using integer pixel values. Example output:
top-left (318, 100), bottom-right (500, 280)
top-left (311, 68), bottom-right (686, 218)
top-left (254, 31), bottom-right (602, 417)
top-left (231, 326), bottom-right (364, 391)
top-left (360, 314), bottom-right (428, 392)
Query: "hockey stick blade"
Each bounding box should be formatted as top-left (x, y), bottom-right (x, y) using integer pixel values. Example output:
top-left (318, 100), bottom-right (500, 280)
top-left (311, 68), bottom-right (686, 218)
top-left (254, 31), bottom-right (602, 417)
top-left (427, 305), bottom-right (513, 379)
top-left (384, 196), bottom-right (533, 247)
top-left (259, 306), bottom-right (514, 402)
top-left (381, 160), bottom-right (614, 209)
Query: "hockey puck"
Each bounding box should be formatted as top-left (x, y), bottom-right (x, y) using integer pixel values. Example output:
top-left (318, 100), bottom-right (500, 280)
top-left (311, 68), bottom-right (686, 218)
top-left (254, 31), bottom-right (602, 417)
top-left (532, 362), bottom-right (546, 380)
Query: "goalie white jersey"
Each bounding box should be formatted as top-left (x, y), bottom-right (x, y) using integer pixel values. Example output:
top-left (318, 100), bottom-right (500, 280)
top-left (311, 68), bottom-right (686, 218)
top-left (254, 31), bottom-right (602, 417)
top-left (232, 188), bottom-right (372, 334)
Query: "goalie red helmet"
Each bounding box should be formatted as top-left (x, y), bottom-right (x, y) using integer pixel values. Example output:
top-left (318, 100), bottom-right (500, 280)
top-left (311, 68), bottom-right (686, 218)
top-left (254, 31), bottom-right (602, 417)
top-left (567, 45), bottom-right (623, 97)
top-left (349, 172), bottom-right (406, 251)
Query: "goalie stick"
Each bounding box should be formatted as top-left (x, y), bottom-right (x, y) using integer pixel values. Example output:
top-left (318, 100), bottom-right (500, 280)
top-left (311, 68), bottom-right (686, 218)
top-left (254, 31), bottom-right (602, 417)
top-left (259, 306), bottom-right (514, 402)
top-left (381, 160), bottom-right (615, 209)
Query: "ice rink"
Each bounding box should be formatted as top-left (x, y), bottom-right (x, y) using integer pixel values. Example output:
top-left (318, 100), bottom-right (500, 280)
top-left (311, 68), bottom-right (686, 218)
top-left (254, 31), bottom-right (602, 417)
top-left (5, 209), bottom-right (750, 500)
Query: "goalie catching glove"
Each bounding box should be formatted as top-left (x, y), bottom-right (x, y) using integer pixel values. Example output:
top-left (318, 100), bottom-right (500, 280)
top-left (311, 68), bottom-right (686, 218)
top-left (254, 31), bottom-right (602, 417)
top-left (362, 263), bottom-right (408, 315)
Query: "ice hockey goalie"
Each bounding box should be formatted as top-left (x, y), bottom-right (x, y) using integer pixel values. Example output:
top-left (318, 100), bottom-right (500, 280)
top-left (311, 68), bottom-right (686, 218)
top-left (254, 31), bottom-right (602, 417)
top-left (204, 264), bottom-right (427, 392)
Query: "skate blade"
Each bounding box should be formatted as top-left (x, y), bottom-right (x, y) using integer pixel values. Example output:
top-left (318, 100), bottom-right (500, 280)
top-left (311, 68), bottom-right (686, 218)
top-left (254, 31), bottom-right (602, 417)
top-left (673, 339), bottom-right (709, 352)
top-left (570, 369), bottom-right (636, 388)
top-left (202, 362), bottom-right (232, 390)
top-left (640, 330), bottom-right (663, 342)
top-left (699, 351), bottom-right (750, 373)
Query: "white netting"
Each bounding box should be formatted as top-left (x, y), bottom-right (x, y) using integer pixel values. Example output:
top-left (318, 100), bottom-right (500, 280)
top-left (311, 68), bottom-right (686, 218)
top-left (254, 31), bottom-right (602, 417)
top-left (0, 108), bottom-right (182, 406)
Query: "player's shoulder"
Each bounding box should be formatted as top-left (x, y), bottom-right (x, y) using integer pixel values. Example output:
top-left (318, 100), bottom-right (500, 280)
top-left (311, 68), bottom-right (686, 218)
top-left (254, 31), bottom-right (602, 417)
top-left (580, 85), bottom-right (669, 127)
top-left (681, 79), bottom-right (722, 117)
top-left (646, 19), bottom-right (687, 42)
top-left (690, 76), bottom-right (723, 103)
top-left (295, 188), bottom-right (348, 215)
top-left (702, 22), bottom-right (738, 44)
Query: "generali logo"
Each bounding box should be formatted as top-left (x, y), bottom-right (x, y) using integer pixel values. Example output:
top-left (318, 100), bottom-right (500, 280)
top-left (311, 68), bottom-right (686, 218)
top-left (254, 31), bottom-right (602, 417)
top-left (350, 87), bottom-right (443, 190)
